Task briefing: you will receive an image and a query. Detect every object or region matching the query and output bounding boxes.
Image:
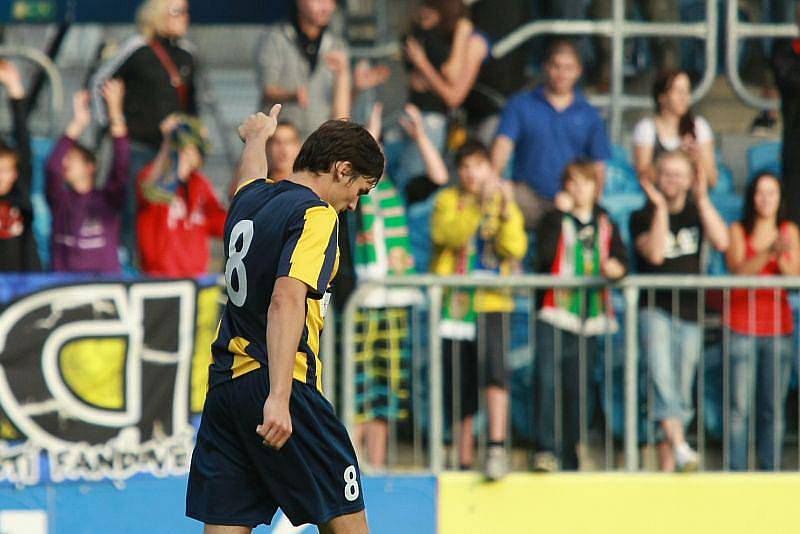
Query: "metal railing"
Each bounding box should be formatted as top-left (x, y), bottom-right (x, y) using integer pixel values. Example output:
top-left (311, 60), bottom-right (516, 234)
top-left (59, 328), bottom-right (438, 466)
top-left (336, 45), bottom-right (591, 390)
top-left (338, 274), bottom-right (800, 474)
top-left (725, 0), bottom-right (799, 110)
top-left (0, 45), bottom-right (64, 135)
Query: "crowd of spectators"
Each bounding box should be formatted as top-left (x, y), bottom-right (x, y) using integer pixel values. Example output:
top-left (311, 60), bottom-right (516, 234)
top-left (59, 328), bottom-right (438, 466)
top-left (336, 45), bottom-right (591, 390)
top-left (1, 0), bottom-right (800, 477)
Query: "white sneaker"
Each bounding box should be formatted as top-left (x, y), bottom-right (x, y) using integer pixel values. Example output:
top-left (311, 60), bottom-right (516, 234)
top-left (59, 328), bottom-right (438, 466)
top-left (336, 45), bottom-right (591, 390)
top-left (484, 446), bottom-right (509, 481)
top-left (674, 442), bottom-right (699, 472)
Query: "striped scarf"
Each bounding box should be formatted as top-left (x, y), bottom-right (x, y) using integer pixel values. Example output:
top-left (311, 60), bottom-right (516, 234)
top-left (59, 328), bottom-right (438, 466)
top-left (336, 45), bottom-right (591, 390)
top-left (354, 177), bottom-right (419, 308)
top-left (540, 212), bottom-right (618, 336)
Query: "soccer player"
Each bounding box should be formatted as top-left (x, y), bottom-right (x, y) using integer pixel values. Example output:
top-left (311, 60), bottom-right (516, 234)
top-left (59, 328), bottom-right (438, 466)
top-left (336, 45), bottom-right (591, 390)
top-left (186, 105), bottom-right (384, 533)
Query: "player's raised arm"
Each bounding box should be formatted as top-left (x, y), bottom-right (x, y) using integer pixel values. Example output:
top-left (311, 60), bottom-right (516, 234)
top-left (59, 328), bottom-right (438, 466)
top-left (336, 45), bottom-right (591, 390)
top-left (236, 104), bottom-right (281, 186)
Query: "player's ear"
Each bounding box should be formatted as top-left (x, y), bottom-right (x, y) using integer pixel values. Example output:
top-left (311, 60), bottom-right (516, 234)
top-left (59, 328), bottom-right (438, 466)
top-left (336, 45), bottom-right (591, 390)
top-left (333, 161), bottom-right (354, 183)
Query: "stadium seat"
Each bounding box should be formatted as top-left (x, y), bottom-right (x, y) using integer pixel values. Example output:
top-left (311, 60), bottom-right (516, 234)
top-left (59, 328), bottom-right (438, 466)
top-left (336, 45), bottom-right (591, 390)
top-left (747, 141), bottom-right (781, 182)
top-left (604, 145), bottom-right (641, 196)
top-left (600, 192), bottom-right (647, 248)
top-left (715, 156), bottom-right (735, 195)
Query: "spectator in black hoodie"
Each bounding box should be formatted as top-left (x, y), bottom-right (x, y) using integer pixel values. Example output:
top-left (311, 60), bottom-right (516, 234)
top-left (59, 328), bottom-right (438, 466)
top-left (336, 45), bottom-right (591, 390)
top-left (0, 60), bottom-right (40, 272)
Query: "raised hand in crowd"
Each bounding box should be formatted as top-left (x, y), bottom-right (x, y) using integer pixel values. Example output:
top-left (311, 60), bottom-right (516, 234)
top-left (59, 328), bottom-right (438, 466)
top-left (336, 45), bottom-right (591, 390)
top-left (366, 102), bottom-right (383, 142)
top-left (65, 90), bottom-right (92, 140)
top-left (398, 103), bottom-right (426, 140)
top-left (640, 175), bottom-right (667, 211)
top-left (325, 50), bottom-right (349, 75)
top-left (102, 79), bottom-right (127, 138)
top-left (554, 191), bottom-right (574, 213)
top-left (353, 59), bottom-right (390, 92)
top-left (399, 103), bottom-right (448, 187)
top-left (692, 161), bottom-right (710, 203)
top-left (0, 60), bottom-right (24, 100)
top-left (158, 113), bottom-right (182, 144)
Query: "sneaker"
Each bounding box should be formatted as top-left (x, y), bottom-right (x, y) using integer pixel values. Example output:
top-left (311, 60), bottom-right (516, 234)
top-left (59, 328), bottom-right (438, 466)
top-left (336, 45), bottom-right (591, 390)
top-left (674, 442), bottom-right (699, 472)
top-left (484, 446), bottom-right (509, 481)
top-left (750, 110), bottom-right (777, 137)
top-left (531, 451), bottom-right (559, 473)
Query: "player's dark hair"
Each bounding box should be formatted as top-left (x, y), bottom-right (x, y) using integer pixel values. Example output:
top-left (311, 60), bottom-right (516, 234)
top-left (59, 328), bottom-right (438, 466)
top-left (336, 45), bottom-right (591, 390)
top-left (294, 119), bottom-right (384, 183)
top-left (454, 138), bottom-right (490, 167)
top-left (741, 171), bottom-right (787, 236)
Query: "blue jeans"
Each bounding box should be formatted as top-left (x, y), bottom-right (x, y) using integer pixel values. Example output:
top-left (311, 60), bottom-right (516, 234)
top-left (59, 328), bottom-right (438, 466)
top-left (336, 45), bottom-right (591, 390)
top-left (728, 332), bottom-right (792, 471)
top-left (534, 320), bottom-right (598, 470)
top-left (640, 308), bottom-right (701, 427)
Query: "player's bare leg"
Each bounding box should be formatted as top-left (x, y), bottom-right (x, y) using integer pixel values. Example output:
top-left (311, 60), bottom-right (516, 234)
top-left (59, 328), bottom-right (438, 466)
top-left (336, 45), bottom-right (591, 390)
top-left (319, 510), bottom-right (369, 534)
top-left (204, 524), bottom-right (251, 534)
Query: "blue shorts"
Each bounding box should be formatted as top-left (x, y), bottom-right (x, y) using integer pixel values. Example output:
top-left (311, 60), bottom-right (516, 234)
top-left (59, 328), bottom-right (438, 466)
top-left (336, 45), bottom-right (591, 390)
top-left (186, 367), bottom-right (365, 527)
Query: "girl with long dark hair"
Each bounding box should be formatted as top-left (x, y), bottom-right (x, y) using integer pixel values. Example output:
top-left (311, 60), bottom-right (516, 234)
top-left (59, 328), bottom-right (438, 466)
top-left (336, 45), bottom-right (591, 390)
top-left (633, 70), bottom-right (718, 188)
top-left (725, 172), bottom-right (800, 470)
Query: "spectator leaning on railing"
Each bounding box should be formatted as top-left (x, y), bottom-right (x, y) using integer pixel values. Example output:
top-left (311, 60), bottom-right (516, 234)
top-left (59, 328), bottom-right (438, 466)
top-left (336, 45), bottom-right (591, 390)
top-left (491, 40), bottom-right (611, 231)
top-left (631, 149), bottom-right (729, 473)
top-left (0, 60), bottom-right (40, 272)
top-left (46, 82), bottom-right (129, 274)
top-left (91, 0), bottom-right (197, 270)
top-left (137, 115), bottom-right (226, 278)
top-left (633, 69), bottom-right (719, 189)
top-left (772, 3), bottom-right (800, 223)
top-left (724, 172), bottom-right (800, 471)
top-left (532, 161), bottom-right (628, 472)
top-left (430, 139), bottom-right (527, 481)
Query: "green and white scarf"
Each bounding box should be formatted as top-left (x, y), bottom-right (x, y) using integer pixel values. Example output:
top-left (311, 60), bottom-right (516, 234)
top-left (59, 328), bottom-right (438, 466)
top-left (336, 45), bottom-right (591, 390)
top-left (354, 177), bottom-right (421, 308)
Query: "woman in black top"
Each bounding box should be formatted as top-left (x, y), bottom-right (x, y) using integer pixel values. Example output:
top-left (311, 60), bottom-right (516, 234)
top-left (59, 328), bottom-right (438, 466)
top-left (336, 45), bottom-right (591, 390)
top-left (394, 0), bottom-right (487, 194)
top-left (91, 0), bottom-right (198, 271)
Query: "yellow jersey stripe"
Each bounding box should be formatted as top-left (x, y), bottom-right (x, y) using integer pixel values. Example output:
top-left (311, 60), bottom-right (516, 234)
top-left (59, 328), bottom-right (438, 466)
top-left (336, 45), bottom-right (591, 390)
top-left (288, 206), bottom-right (337, 292)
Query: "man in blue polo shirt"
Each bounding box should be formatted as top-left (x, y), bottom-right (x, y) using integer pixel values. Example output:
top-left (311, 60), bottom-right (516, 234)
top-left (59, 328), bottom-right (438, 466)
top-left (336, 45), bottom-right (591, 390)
top-left (491, 40), bottom-right (611, 230)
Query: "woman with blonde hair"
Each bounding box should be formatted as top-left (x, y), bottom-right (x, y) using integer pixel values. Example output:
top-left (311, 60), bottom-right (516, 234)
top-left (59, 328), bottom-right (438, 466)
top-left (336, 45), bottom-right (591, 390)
top-left (90, 0), bottom-right (197, 271)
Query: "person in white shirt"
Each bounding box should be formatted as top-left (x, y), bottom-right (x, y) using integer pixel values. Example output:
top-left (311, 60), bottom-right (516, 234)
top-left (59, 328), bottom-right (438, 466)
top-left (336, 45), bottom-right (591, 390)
top-left (633, 69), bottom-right (719, 190)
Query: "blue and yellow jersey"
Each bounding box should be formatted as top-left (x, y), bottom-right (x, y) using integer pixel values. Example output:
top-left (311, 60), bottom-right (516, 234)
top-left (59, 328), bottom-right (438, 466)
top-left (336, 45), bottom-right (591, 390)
top-left (209, 178), bottom-right (339, 392)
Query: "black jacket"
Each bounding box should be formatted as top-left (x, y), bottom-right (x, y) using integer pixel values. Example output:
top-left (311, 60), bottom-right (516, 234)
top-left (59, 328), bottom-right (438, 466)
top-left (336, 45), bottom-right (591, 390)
top-left (92, 35), bottom-right (198, 148)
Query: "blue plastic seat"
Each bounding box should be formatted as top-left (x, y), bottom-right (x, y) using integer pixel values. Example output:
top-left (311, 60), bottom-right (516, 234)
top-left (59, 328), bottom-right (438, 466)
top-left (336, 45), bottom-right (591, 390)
top-left (747, 141), bottom-right (781, 182)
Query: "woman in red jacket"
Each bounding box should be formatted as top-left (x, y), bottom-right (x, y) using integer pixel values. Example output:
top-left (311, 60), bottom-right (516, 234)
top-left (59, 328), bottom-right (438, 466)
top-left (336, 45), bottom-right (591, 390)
top-left (137, 114), bottom-right (226, 277)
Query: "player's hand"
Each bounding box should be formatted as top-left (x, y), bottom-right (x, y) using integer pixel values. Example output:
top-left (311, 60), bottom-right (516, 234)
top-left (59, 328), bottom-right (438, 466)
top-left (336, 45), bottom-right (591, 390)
top-left (256, 395), bottom-right (292, 450)
top-left (237, 104), bottom-right (281, 142)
